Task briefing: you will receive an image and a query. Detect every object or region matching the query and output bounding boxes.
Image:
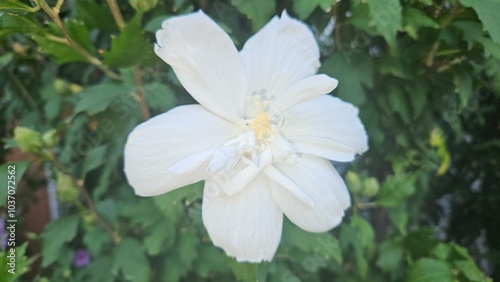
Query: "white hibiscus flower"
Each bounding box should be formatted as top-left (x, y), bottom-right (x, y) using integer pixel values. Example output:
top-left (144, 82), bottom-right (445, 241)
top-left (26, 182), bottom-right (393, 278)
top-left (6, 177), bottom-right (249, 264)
top-left (124, 10), bottom-right (368, 262)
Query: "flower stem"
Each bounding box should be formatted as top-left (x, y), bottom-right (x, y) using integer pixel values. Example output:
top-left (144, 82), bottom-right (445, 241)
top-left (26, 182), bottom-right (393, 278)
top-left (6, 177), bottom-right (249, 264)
top-left (51, 157), bottom-right (121, 244)
top-left (39, 0), bottom-right (121, 80)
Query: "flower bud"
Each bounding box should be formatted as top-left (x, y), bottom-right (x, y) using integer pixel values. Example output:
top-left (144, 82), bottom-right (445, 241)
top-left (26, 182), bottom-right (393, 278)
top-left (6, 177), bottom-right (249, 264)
top-left (345, 171), bottom-right (362, 194)
top-left (361, 177), bottom-right (380, 198)
top-left (56, 171), bottom-right (80, 203)
top-left (42, 129), bottom-right (58, 148)
top-left (69, 83), bottom-right (83, 94)
top-left (14, 127), bottom-right (44, 154)
top-left (53, 79), bottom-right (69, 94)
top-left (129, 0), bottom-right (157, 12)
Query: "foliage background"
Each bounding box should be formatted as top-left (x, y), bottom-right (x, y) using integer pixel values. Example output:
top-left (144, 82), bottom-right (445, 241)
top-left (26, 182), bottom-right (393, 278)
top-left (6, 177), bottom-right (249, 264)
top-left (1, 0), bottom-right (499, 281)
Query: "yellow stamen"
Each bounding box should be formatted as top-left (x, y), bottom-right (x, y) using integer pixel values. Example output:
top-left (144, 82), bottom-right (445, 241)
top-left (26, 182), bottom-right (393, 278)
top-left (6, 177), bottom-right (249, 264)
top-left (249, 112), bottom-right (271, 141)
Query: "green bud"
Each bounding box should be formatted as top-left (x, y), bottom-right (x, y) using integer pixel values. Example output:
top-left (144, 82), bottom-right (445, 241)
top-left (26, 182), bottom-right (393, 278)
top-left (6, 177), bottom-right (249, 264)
top-left (362, 177), bottom-right (380, 198)
top-left (42, 129), bottom-right (58, 148)
top-left (128, 0), bottom-right (157, 12)
top-left (14, 126), bottom-right (44, 154)
top-left (69, 83), bottom-right (83, 94)
top-left (82, 213), bottom-right (95, 232)
top-left (62, 269), bottom-right (71, 279)
top-left (53, 79), bottom-right (69, 94)
top-left (56, 171), bottom-right (80, 203)
top-left (345, 171), bottom-right (362, 194)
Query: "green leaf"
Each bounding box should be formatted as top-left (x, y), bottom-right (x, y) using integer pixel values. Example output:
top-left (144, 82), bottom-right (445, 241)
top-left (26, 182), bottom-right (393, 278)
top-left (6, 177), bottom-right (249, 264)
top-left (402, 8), bottom-right (438, 29)
top-left (33, 35), bottom-right (87, 64)
top-left (350, 215), bottom-right (375, 249)
top-left (0, 0), bottom-right (37, 13)
top-left (387, 85), bottom-right (411, 123)
top-left (407, 258), bottom-right (453, 282)
top-left (86, 256), bottom-right (114, 281)
top-left (65, 19), bottom-right (95, 54)
top-left (177, 228), bottom-right (199, 266)
top-left (0, 13), bottom-right (43, 37)
top-left (406, 81), bottom-right (427, 119)
top-left (454, 72), bottom-right (473, 110)
top-left (112, 238), bottom-right (149, 282)
top-left (83, 229), bottom-right (111, 256)
top-left (292, 0), bottom-right (321, 19)
top-left (103, 14), bottom-right (152, 67)
top-left (281, 219), bottom-right (342, 265)
top-left (153, 182), bottom-right (202, 223)
top-left (193, 245), bottom-right (226, 277)
top-left (461, 0), bottom-right (500, 44)
top-left (95, 198), bottom-right (117, 224)
top-left (368, 0), bottom-right (402, 49)
top-left (120, 199), bottom-right (164, 228)
top-left (0, 242), bottom-right (35, 281)
top-left (321, 52), bottom-right (373, 106)
top-left (377, 173), bottom-right (417, 207)
top-left (454, 21), bottom-right (500, 60)
top-left (0, 160), bottom-right (31, 208)
top-left (83, 145), bottom-right (108, 173)
top-left (41, 215), bottom-right (80, 266)
top-left (144, 223), bottom-right (175, 255)
top-left (389, 207), bottom-right (408, 235)
top-left (75, 0), bottom-right (117, 31)
top-left (74, 83), bottom-right (129, 115)
top-left (145, 82), bottom-right (177, 111)
top-left (376, 240), bottom-right (403, 273)
top-left (224, 256), bottom-right (259, 282)
top-left (231, 0), bottom-right (275, 32)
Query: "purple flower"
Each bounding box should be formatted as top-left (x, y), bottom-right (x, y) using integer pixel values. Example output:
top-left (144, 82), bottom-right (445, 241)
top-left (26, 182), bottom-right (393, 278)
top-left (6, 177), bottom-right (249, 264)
top-left (72, 249), bottom-right (91, 267)
top-left (0, 215), bottom-right (7, 248)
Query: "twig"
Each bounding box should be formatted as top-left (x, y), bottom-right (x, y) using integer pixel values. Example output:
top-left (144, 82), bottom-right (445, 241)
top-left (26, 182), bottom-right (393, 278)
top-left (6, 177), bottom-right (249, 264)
top-left (53, 0), bottom-right (64, 13)
top-left (7, 69), bottom-right (37, 109)
top-left (333, 1), bottom-right (342, 51)
top-left (106, 0), bottom-right (151, 120)
top-left (39, 0), bottom-right (121, 80)
top-left (51, 157), bottom-right (121, 243)
top-left (426, 2), bottom-right (463, 68)
top-left (134, 66), bottom-right (151, 120)
top-left (106, 0), bottom-right (125, 29)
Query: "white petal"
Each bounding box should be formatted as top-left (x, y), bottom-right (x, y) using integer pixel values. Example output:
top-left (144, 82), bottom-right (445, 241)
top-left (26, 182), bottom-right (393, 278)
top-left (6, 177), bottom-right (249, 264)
top-left (124, 105), bottom-right (242, 196)
top-left (281, 95), bottom-right (368, 162)
top-left (202, 174), bottom-right (283, 262)
top-left (240, 11), bottom-right (320, 114)
top-left (273, 74), bottom-right (338, 111)
top-left (271, 155), bottom-right (350, 233)
top-left (155, 11), bottom-right (247, 121)
top-left (264, 165), bottom-right (314, 207)
top-left (222, 148), bottom-right (272, 196)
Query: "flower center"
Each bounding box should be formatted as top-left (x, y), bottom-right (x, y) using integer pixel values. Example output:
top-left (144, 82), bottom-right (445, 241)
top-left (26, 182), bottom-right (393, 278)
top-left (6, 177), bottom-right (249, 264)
top-left (248, 112), bottom-right (272, 141)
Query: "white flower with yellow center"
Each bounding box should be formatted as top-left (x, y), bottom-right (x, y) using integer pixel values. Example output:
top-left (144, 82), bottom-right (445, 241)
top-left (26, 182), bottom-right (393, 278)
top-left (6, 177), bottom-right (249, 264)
top-left (124, 10), bottom-right (368, 262)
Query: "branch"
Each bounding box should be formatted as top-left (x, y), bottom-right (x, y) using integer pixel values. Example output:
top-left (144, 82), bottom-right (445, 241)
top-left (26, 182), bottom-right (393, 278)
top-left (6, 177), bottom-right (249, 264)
top-left (134, 66), bottom-right (151, 120)
top-left (51, 157), bottom-right (121, 244)
top-left (39, 0), bottom-right (121, 80)
top-left (105, 0), bottom-right (151, 120)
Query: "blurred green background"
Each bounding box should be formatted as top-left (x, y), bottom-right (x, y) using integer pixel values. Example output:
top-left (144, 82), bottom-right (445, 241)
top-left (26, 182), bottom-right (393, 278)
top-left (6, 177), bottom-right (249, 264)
top-left (1, 0), bottom-right (499, 281)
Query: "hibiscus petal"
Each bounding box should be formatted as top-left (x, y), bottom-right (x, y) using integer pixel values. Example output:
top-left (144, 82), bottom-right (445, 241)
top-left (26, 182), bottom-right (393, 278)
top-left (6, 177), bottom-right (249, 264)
top-left (155, 11), bottom-right (247, 121)
top-left (124, 105), bottom-right (242, 196)
top-left (271, 155), bottom-right (350, 233)
top-left (240, 11), bottom-right (320, 114)
top-left (202, 174), bottom-right (283, 262)
top-left (282, 95), bottom-right (368, 162)
top-left (273, 74), bottom-right (338, 111)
